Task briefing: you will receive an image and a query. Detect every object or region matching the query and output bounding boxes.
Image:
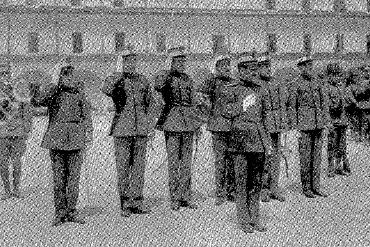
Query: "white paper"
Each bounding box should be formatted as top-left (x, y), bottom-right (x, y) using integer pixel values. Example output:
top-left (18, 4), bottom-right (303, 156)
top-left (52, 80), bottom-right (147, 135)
top-left (242, 93), bottom-right (256, 111)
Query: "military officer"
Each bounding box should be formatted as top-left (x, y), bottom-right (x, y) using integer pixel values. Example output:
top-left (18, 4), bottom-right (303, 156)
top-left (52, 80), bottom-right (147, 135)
top-left (326, 63), bottom-right (357, 177)
top-left (197, 54), bottom-right (236, 205)
top-left (0, 62), bottom-right (33, 200)
top-left (102, 47), bottom-right (158, 217)
top-left (222, 54), bottom-right (272, 233)
top-left (154, 46), bottom-right (204, 211)
top-left (288, 56), bottom-right (330, 198)
top-left (30, 60), bottom-right (93, 226)
top-left (257, 55), bottom-right (286, 203)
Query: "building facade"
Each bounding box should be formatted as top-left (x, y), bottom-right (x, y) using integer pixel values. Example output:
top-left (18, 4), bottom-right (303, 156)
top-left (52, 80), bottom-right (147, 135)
top-left (1, 0), bottom-right (370, 111)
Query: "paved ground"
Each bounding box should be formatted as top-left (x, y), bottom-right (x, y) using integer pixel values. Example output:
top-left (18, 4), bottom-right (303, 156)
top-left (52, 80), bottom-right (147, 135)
top-left (1, 114), bottom-right (369, 247)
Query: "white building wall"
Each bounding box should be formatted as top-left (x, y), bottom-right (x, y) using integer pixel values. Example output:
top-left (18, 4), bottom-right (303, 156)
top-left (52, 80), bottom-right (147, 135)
top-left (269, 17), bottom-right (304, 54)
top-left (311, 0), bottom-right (334, 11)
top-left (276, 0), bottom-right (302, 10)
top-left (229, 17), bottom-right (267, 53)
top-left (345, 0), bottom-right (368, 12)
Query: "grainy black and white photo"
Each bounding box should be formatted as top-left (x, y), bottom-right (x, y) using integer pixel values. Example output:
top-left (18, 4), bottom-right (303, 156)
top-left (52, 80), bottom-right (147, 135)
top-left (0, 0), bottom-right (369, 246)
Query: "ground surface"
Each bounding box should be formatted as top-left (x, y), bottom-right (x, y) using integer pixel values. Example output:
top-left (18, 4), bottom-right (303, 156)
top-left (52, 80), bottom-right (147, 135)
top-left (1, 114), bottom-right (369, 247)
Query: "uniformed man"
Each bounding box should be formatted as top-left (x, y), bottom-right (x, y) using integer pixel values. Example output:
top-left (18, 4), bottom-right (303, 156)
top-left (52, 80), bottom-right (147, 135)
top-left (30, 60), bottom-right (93, 226)
top-left (197, 54), bottom-right (236, 205)
top-left (326, 63), bottom-right (357, 177)
top-left (154, 46), bottom-right (204, 211)
top-left (257, 55), bottom-right (286, 203)
top-left (288, 56), bottom-right (330, 198)
top-left (0, 62), bottom-right (33, 200)
top-left (222, 54), bottom-right (272, 233)
top-left (102, 47), bottom-right (158, 217)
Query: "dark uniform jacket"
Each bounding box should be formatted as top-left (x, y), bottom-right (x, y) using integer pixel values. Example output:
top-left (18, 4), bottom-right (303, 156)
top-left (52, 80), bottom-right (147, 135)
top-left (326, 83), bottom-right (357, 127)
top-left (288, 75), bottom-right (330, 131)
top-left (198, 74), bottom-right (235, 132)
top-left (102, 72), bottom-right (159, 137)
top-left (31, 84), bottom-right (93, 150)
top-left (263, 78), bottom-right (288, 134)
top-left (154, 70), bottom-right (204, 132)
top-left (221, 80), bottom-right (272, 153)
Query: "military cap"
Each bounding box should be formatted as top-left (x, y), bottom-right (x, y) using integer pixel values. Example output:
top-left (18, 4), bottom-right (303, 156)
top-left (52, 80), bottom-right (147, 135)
top-left (257, 52), bottom-right (271, 66)
top-left (326, 63), bottom-right (342, 76)
top-left (211, 54), bottom-right (231, 74)
top-left (165, 46), bottom-right (187, 70)
top-left (116, 45), bottom-right (136, 72)
top-left (237, 54), bottom-right (258, 68)
top-left (296, 56), bottom-right (313, 66)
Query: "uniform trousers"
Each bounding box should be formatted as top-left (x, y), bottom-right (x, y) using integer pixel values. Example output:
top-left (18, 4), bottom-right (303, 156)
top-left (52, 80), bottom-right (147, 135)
top-left (164, 131), bottom-right (194, 203)
top-left (114, 136), bottom-right (147, 209)
top-left (0, 136), bottom-right (27, 193)
top-left (211, 131), bottom-right (235, 199)
top-left (49, 149), bottom-right (83, 218)
top-left (262, 133), bottom-right (281, 194)
top-left (328, 125), bottom-right (349, 173)
top-left (298, 130), bottom-right (323, 193)
top-left (233, 152), bottom-right (265, 226)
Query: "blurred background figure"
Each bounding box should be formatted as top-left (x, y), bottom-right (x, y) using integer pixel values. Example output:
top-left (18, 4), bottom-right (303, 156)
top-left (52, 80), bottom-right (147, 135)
top-left (0, 61), bottom-right (33, 201)
top-left (326, 63), bottom-right (356, 177)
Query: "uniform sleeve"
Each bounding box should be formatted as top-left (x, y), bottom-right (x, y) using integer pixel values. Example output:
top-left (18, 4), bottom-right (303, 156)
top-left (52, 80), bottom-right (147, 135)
top-left (102, 73), bottom-right (121, 97)
top-left (154, 70), bottom-right (169, 92)
top-left (321, 84), bottom-right (331, 125)
top-left (221, 86), bottom-right (242, 119)
top-left (22, 102), bottom-right (34, 134)
top-left (279, 84), bottom-right (288, 131)
top-left (80, 93), bottom-right (93, 134)
top-left (143, 76), bottom-right (162, 129)
top-left (286, 81), bottom-right (298, 129)
top-left (30, 83), bottom-right (59, 108)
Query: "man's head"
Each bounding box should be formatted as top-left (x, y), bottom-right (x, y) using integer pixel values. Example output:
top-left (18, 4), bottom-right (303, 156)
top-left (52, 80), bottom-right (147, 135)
top-left (237, 55), bottom-right (259, 82)
top-left (171, 55), bottom-right (187, 73)
top-left (59, 65), bottom-right (76, 89)
top-left (117, 47), bottom-right (137, 73)
top-left (257, 55), bottom-right (271, 81)
top-left (297, 56), bottom-right (313, 78)
top-left (214, 56), bottom-right (231, 78)
top-left (167, 46), bottom-right (187, 73)
top-left (327, 63), bottom-right (343, 87)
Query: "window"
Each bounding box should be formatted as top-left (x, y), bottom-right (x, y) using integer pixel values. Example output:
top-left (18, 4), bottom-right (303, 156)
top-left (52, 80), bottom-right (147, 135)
top-left (334, 33), bottom-right (344, 53)
top-left (113, 0), bottom-right (124, 7)
top-left (72, 32), bottom-right (83, 54)
top-left (267, 33), bottom-right (277, 53)
top-left (156, 33), bottom-right (166, 53)
top-left (334, 0), bottom-right (346, 12)
top-left (302, 0), bottom-right (310, 12)
top-left (115, 32), bottom-right (125, 53)
top-left (28, 32), bottom-right (39, 53)
top-left (70, 0), bottom-right (81, 6)
top-left (367, 34), bottom-right (370, 55)
top-left (303, 33), bottom-right (311, 55)
top-left (212, 35), bottom-right (226, 54)
top-left (266, 0), bottom-right (276, 10)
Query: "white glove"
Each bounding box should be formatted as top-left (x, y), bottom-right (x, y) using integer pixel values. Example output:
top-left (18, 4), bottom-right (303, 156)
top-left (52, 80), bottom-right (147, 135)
top-left (50, 60), bottom-right (68, 85)
top-left (116, 54), bottom-right (123, 73)
top-left (242, 93), bottom-right (257, 111)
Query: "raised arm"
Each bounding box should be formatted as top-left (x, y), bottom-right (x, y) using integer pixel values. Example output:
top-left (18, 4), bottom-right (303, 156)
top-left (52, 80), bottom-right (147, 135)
top-left (30, 83), bottom-right (59, 108)
top-left (101, 72), bottom-right (121, 97)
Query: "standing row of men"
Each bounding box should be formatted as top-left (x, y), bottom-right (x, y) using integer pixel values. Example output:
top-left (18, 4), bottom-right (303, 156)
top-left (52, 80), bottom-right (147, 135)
top-left (1, 46), bottom-right (366, 234)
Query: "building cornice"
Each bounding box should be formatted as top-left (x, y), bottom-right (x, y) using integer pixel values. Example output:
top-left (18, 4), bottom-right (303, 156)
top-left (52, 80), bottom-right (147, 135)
top-left (0, 52), bottom-right (368, 64)
top-left (0, 5), bottom-right (369, 19)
